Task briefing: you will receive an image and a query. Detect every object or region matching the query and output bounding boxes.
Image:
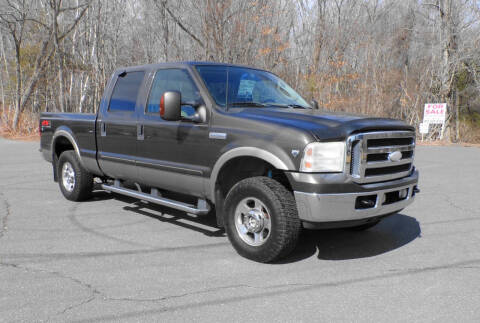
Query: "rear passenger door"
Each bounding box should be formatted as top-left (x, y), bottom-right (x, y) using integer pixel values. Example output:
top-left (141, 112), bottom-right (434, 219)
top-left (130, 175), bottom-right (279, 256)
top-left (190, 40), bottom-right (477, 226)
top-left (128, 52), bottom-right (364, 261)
top-left (136, 68), bottom-right (211, 197)
top-left (97, 70), bottom-right (146, 181)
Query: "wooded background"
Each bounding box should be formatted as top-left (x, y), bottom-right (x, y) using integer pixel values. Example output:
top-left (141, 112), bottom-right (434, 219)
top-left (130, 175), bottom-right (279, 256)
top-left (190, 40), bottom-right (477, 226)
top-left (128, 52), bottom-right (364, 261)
top-left (1, 0), bottom-right (480, 142)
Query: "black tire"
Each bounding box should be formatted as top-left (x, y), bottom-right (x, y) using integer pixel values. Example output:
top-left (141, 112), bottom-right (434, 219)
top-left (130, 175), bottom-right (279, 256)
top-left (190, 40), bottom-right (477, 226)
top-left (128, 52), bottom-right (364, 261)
top-left (224, 176), bottom-right (301, 263)
top-left (347, 220), bottom-right (380, 231)
top-left (57, 150), bottom-right (93, 201)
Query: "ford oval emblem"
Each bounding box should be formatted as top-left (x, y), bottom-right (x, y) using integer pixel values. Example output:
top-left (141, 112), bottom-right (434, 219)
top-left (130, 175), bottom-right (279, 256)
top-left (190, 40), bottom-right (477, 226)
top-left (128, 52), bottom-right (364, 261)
top-left (388, 151), bottom-right (402, 162)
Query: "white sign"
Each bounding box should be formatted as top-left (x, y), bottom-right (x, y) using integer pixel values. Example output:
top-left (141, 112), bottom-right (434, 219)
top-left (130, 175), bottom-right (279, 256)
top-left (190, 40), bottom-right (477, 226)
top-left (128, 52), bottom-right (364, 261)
top-left (424, 103), bottom-right (447, 124)
top-left (419, 122), bottom-right (429, 134)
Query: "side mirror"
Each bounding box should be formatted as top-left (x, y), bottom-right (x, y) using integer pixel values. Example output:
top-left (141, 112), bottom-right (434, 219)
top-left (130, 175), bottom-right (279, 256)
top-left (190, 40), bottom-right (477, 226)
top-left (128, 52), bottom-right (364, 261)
top-left (160, 91), bottom-right (181, 121)
top-left (311, 99), bottom-right (319, 110)
top-left (190, 105), bottom-right (207, 123)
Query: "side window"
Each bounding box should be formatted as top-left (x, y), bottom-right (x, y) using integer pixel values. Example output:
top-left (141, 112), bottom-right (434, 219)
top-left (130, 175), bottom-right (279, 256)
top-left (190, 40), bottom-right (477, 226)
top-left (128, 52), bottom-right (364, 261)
top-left (109, 71), bottom-right (145, 112)
top-left (236, 73), bottom-right (257, 102)
top-left (147, 69), bottom-right (201, 117)
top-left (196, 65), bottom-right (227, 107)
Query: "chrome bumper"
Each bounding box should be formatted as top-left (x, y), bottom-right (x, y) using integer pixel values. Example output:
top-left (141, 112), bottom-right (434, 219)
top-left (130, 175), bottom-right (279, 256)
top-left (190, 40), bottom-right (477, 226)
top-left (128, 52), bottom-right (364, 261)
top-left (294, 183), bottom-right (417, 223)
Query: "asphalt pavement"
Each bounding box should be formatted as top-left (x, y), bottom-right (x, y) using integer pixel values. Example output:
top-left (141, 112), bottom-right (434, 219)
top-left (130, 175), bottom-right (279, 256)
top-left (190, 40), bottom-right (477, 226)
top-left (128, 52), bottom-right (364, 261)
top-left (0, 138), bottom-right (479, 322)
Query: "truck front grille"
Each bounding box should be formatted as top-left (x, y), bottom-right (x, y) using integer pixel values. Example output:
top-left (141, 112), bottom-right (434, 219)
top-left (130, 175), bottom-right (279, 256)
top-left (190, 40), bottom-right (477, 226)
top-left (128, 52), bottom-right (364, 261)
top-left (347, 131), bottom-right (415, 184)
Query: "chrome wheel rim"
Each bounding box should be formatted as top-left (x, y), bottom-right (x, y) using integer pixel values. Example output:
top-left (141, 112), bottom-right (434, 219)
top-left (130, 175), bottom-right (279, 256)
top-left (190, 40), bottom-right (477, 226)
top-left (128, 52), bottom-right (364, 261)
top-left (61, 162), bottom-right (75, 192)
top-left (234, 197), bottom-right (272, 247)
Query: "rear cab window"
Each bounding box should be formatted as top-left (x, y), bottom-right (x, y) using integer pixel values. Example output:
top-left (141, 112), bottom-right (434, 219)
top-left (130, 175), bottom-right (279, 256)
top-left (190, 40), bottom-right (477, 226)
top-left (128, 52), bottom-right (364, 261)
top-left (109, 71), bottom-right (145, 112)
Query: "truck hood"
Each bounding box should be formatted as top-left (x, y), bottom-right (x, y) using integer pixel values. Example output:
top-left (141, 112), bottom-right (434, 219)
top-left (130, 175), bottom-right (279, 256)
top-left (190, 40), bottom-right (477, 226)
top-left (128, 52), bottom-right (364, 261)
top-left (235, 108), bottom-right (415, 141)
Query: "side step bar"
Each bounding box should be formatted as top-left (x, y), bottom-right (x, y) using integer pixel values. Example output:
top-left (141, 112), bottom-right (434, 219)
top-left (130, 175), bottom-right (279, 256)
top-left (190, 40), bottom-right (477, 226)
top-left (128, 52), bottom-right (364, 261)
top-left (101, 181), bottom-right (210, 215)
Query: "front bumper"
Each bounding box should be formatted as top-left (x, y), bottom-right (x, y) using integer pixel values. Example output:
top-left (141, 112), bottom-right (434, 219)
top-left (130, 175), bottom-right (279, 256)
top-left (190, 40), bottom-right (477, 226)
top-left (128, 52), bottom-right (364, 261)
top-left (293, 170), bottom-right (419, 225)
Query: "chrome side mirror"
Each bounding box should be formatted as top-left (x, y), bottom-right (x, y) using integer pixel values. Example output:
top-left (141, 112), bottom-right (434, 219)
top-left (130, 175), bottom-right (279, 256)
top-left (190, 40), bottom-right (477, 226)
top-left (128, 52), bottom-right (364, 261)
top-left (191, 105), bottom-right (207, 123)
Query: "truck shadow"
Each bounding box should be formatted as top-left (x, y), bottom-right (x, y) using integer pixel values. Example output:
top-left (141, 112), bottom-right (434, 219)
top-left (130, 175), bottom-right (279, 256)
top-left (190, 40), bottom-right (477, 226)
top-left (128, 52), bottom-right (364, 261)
top-left (86, 189), bottom-right (226, 236)
top-left (120, 200), bottom-right (225, 238)
top-left (88, 190), bottom-right (115, 201)
top-left (92, 190), bottom-right (420, 263)
top-left (278, 213), bottom-right (421, 263)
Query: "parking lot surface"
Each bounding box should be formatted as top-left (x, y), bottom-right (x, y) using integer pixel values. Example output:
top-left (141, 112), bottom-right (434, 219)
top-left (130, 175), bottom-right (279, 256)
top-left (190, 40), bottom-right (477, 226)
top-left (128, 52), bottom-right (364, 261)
top-left (0, 138), bottom-right (479, 322)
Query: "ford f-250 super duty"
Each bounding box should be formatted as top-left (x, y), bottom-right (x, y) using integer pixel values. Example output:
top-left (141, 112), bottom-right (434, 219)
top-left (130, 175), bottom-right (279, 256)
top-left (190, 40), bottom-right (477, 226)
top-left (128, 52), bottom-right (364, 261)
top-left (40, 62), bottom-right (419, 262)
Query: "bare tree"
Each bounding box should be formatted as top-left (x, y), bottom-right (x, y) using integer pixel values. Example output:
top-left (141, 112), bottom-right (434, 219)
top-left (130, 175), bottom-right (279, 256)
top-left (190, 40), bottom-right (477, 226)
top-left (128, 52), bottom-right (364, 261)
top-left (0, 0), bottom-right (30, 130)
top-left (1, 0), bottom-right (480, 141)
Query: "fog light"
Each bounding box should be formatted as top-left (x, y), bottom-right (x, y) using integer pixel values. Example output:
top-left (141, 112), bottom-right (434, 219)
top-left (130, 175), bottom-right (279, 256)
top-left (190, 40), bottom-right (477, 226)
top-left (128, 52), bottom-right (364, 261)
top-left (399, 188), bottom-right (408, 199)
top-left (355, 195), bottom-right (377, 209)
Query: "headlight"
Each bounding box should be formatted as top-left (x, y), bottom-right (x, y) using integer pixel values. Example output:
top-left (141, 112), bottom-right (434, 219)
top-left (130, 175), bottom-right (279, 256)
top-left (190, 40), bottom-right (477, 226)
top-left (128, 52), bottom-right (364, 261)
top-left (300, 142), bottom-right (346, 172)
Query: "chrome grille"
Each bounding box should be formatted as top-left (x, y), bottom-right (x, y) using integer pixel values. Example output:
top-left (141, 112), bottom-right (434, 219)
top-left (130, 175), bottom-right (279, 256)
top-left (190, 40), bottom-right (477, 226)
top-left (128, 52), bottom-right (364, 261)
top-left (347, 131), bottom-right (415, 183)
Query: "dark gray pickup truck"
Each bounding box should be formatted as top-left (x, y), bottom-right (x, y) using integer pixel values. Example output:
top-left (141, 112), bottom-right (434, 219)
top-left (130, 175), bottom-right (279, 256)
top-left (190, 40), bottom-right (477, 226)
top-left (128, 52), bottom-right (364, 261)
top-left (40, 62), bottom-right (419, 262)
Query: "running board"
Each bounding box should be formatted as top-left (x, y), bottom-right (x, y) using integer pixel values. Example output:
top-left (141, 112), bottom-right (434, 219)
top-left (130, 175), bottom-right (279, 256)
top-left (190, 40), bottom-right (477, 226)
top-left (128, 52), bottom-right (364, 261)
top-left (101, 183), bottom-right (210, 215)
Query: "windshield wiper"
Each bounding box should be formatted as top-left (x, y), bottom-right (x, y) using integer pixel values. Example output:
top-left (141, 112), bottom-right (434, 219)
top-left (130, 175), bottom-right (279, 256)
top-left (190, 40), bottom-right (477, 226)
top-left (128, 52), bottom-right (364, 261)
top-left (229, 102), bottom-right (267, 107)
top-left (229, 102), bottom-right (310, 109)
top-left (286, 104), bottom-right (310, 109)
top-left (267, 103), bottom-right (310, 109)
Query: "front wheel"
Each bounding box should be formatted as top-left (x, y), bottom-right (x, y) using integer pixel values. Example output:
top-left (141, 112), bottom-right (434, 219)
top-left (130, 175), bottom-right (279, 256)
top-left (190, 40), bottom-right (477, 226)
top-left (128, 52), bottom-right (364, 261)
top-left (57, 150), bottom-right (93, 201)
top-left (224, 177), bottom-right (301, 263)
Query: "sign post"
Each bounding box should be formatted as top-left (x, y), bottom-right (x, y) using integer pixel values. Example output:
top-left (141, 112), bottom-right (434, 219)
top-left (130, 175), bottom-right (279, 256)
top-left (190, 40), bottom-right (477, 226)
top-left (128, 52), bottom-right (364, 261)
top-left (419, 122), bottom-right (429, 141)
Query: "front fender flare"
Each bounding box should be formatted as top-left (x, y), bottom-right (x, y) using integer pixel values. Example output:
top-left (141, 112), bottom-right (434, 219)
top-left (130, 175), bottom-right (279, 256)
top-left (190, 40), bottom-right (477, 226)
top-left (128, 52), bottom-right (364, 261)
top-left (208, 146), bottom-right (293, 202)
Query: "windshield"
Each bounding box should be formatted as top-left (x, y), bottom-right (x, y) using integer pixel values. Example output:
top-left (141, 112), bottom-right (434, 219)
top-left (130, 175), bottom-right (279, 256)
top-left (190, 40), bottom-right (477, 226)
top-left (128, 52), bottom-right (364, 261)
top-left (195, 65), bottom-right (310, 109)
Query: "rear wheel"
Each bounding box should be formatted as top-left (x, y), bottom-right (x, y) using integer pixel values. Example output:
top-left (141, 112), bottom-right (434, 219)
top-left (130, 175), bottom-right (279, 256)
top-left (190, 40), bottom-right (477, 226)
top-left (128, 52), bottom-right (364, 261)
top-left (57, 150), bottom-right (93, 201)
top-left (224, 176), bottom-right (301, 263)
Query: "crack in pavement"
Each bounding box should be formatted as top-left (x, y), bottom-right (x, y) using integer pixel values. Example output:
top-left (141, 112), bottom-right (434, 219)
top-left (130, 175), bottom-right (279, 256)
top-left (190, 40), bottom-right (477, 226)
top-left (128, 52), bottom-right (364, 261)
top-left (0, 261), bottom-right (102, 318)
top-left (440, 192), bottom-right (479, 215)
top-left (0, 261), bottom-right (302, 318)
top-left (0, 192), bottom-right (11, 240)
top-left (70, 257), bottom-right (480, 322)
top-left (3, 256), bottom-right (480, 321)
top-left (105, 284), bottom-right (268, 303)
top-left (56, 293), bottom-right (99, 317)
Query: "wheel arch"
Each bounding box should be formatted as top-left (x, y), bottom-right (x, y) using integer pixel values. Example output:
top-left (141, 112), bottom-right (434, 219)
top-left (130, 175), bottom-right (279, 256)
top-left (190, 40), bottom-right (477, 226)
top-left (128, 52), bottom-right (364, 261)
top-left (209, 147), bottom-right (294, 227)
top-left (51, 127), bottom-right (85, 180)
top-left (209, 147), bottom-right (291, 201)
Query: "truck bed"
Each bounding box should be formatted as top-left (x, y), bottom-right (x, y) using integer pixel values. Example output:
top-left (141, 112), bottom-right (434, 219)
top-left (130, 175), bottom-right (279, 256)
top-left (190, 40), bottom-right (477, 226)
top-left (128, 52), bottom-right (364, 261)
top-left (40, 112), bottom-right (97, 164)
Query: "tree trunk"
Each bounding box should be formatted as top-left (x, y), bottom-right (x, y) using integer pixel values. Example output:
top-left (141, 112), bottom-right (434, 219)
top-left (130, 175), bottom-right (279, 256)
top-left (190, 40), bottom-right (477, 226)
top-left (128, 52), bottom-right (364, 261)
top-left (0, 35), bottom-right (8, 124)
top-left (12, 42), bottom-right (22, 131)
top-left (455, 87), bottom-right (460, 141)
top-left (53, 2), bottom-right (65, 113)
top-left (78, 74), bottom-right (89, 113)
top-left (438, 0), bottom-right (458, 142)
top-left (313, 0), bottom-right (325, 73)
top-left (19, 36), bottom-right (55, 117)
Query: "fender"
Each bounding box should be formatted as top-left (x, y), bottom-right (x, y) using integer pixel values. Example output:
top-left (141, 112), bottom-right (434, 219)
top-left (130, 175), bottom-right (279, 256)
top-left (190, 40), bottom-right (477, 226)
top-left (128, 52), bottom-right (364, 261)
top-left (208, 146), bottom-right (292, 203)
top-left (52, 127), bottom-right (86, 169)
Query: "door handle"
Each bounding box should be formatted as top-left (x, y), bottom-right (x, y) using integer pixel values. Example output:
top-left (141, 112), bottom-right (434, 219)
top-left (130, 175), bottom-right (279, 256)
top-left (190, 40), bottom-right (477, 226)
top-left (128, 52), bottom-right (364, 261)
top-left (101, 122), bottom-right (106, 136)
top-left (137, 124), bottom-right (144, 141)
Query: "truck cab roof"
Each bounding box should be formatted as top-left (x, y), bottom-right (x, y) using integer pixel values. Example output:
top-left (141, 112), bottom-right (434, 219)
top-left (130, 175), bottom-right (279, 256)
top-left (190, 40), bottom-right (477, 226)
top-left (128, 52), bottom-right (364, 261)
top-left (116, 61), bottom-right (266, 73)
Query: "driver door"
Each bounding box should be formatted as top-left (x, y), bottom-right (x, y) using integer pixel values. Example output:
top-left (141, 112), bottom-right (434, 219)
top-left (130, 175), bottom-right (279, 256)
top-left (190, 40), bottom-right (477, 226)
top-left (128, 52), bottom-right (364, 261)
top-left (136, 68), bottom-right (212, 197)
